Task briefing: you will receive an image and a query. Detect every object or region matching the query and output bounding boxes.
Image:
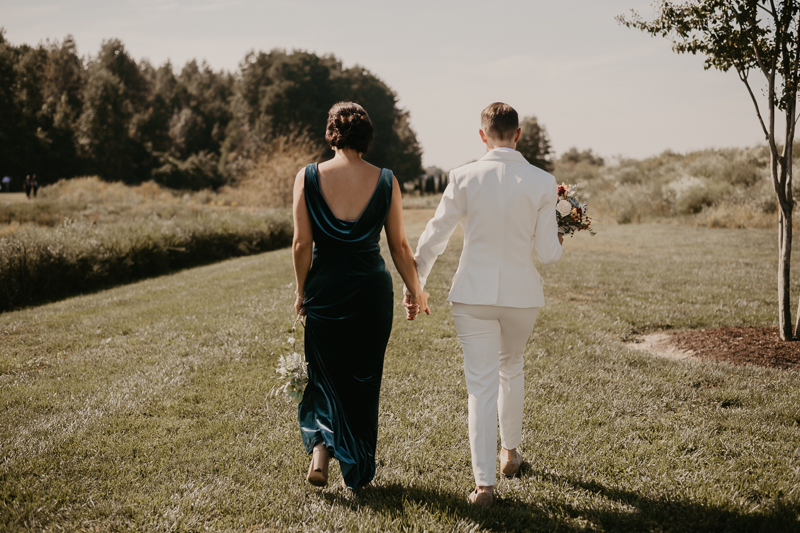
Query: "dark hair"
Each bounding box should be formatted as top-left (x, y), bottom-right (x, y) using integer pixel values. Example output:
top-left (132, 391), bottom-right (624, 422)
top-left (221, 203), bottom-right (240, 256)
top-left (326, 102), bottom-right (374, 153)
top-left (481, 102), bottom-right (519, 141)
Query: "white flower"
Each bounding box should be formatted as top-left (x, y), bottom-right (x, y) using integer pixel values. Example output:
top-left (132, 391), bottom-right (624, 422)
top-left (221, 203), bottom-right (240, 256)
top-left (567, 184), bottom-right (578, 197)
top-left (287, 336), bottom-right (295, 346)
top-left (556, 200), bottom-right (572, 217)
top-left (274, 352), bottom-right (308, 403)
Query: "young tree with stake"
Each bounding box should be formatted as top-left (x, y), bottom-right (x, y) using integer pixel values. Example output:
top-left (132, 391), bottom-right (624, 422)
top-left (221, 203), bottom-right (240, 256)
top-left (619, 0), bottom-right (800, 340)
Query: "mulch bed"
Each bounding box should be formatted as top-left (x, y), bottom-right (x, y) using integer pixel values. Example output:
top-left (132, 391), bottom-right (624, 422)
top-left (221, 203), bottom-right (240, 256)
top-left (672, 326), bottom-right (800, 370)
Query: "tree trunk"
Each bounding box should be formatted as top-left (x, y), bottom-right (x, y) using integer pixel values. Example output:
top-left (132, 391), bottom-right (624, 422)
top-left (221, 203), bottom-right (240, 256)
top-left (779, 206), bottom-right (793, 340)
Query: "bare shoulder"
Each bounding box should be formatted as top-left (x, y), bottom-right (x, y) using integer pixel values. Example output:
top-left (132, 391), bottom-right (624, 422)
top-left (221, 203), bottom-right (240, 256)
top-left (390, 172), bottom-right (401, 192)
top-left (294, 167), bottom-right (306, 186)
top-left (316, 158), bottom-right (334, 173)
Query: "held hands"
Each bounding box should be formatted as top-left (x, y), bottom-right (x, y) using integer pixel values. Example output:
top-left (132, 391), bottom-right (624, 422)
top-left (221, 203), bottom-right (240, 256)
top-left (404, 291), bottom-right (430, 321)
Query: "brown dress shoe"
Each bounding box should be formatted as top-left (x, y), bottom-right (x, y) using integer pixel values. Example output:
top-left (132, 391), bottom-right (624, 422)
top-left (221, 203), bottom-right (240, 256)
top-left (468, 488), bottom-right (493, 507)
top-left (500, 449), bottom-right (523, 478)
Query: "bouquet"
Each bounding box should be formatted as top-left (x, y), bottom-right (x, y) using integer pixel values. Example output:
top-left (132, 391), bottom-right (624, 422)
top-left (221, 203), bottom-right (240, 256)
top-left (271, 316), bottom-right (308, 403)
top-left (556, 183), bottom-right (595, 236)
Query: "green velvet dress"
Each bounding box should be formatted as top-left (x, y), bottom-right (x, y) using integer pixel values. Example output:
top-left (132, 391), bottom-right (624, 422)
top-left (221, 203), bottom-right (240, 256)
top-left (298, 163), bottom-right (394, 489)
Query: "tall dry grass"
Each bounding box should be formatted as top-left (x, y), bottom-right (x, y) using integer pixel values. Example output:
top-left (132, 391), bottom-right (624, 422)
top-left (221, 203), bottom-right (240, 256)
top-left (0, 131), bottom-right (320, 229)
top-left (220, 134), bottom-right (323, 208)
top-left (0, 134), bottom-right (324, 311)
top-left (0, 211), bottom-right (291, 312)
top-left (1, 177), bottom-right (198, 227)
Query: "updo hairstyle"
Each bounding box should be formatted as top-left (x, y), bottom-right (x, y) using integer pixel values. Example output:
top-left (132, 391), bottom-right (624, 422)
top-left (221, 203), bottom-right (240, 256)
top-left (326, 102), bottom-right (374, 154)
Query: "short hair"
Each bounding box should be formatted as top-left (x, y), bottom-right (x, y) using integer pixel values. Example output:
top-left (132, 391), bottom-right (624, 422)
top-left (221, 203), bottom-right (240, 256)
top-left (326, 102), bottom-right (374, 154)
top-left (481, 102), bottom-right (519, 141)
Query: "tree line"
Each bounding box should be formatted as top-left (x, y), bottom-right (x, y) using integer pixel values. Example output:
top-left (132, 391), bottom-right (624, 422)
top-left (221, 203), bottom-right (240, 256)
top-left (0, 31), bottom-right (423, 189)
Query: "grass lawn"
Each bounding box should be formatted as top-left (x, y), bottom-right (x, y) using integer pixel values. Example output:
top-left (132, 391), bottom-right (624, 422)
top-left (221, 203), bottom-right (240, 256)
top-left (1, 211), bottom-right (799, 532)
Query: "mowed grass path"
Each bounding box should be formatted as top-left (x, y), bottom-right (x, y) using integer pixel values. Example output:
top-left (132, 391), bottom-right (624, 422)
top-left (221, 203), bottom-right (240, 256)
top-left (1, 211), bottom-right (799, 532)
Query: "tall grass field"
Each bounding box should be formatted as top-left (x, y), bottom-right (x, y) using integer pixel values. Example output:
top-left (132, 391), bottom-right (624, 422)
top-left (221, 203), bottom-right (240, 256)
top-left (1, 210), bottom-right (798, 532)
top-left (0, 212), bottom-right (292, 313)
top-left (0, 177), bottom-right (295, 313)
top-left (552, 145), bottom-right (790, 228)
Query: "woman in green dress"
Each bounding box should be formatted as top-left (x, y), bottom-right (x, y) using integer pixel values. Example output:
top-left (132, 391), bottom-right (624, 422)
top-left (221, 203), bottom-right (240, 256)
top-left (292, 102), bottom-right (429, 489)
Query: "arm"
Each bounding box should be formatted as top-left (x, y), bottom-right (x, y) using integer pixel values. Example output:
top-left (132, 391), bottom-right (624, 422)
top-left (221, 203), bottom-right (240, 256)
top-left (385, 176), bottom-right (429, 319)
top-left (534, 178), bottom-right (563, 265)
top-left (292, 168), bottom-right (313, 315)
top-left (414, 172), bottom-right (463, 291)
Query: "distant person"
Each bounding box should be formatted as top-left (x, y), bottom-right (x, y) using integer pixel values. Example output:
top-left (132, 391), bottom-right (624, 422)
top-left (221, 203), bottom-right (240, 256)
top-left (32, 174), bottom-right (39, 198)
top-left (407, 102), bottom-right (564, 506)
top-left (292, 102), bottom-right (427, 489)
top-left (24, 175), bottom-right (32, 198)
top-left (2, 175), bottom-right (10, 193)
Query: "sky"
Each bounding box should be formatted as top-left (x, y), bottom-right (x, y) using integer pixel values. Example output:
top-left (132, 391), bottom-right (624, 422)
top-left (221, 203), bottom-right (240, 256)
top-left (2, 0), bottom-right (773, 171)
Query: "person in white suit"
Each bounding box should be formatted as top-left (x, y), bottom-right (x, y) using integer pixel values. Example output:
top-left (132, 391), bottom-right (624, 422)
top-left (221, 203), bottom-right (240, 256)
top-left (405, 102), bottom-right (563, 506)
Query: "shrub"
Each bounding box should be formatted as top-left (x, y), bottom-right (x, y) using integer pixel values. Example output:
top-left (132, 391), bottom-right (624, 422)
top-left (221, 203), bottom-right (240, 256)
top-left (694, 201), bottom-right (774, 229)
top-left (152, 151), bottom-right (225, 190)
top-left (665, 175), bottom-right (729, 215)
top-left (553, 145), bottom-right (797, 228)
top-left (609, 183), bottom-right (673, 224)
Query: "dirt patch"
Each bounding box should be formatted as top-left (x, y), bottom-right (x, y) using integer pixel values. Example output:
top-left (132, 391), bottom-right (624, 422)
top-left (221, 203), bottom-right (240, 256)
top-left (628, 332), bottom-right (697, 361)
top-left (632, 327), bottom-right (800, 370)
top-left (672, 326), bottom-right (800, 370)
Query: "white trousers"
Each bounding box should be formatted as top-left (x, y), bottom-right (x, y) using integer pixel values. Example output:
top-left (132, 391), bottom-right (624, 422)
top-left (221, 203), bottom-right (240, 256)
top-left (451, 303), bottom-right (539, 487)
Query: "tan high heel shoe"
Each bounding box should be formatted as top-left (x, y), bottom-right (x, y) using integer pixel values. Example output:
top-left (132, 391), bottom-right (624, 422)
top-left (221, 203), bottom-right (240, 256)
top-left (307, 444), bottom-right (330, 487)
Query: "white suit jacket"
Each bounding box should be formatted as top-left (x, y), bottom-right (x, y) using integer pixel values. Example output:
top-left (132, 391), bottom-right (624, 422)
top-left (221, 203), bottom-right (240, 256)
top-left (414, 148), bottom-right (562, 308)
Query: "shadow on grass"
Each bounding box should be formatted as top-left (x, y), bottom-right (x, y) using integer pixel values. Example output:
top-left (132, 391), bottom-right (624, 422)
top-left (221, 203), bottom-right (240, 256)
top-left (321, 470), bottom-right (799, 533)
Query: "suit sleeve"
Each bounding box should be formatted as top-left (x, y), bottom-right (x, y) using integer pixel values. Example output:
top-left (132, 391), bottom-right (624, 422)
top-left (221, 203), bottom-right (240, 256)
top-left (413, 172), bottom-right (463, 291)
top-left (534, 178), bottom-right (563, 265)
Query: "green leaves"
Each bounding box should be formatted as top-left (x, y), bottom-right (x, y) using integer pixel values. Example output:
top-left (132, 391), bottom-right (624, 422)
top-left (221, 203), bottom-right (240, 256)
top-left (517, 115), bottom-right (554, 172)
top-left (620, 1), bottom-right (754, 72)
top-left (0, 37), bottom-right (422, 188)
top-left (618, 1), bottom-right (800, 110)
top-left (232, 50), bottom-right (423, 182)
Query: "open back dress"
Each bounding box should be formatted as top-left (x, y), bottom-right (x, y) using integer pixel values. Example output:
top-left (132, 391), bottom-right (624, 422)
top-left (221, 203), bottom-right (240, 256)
top-left (298, 162), bottom-right (394, 489)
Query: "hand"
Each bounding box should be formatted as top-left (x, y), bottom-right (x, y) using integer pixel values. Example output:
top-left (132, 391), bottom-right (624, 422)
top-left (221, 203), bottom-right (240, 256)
top-left (294, 293), bottom-right (306, 316)
top-left (404, 291), bottom-right (431, 320)
top-left (418, 292), bottom-right (431, 317)
top-left (403, 292), bottom-right (419, 320)
top-left (558, 233), bottom-right (564, 245)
